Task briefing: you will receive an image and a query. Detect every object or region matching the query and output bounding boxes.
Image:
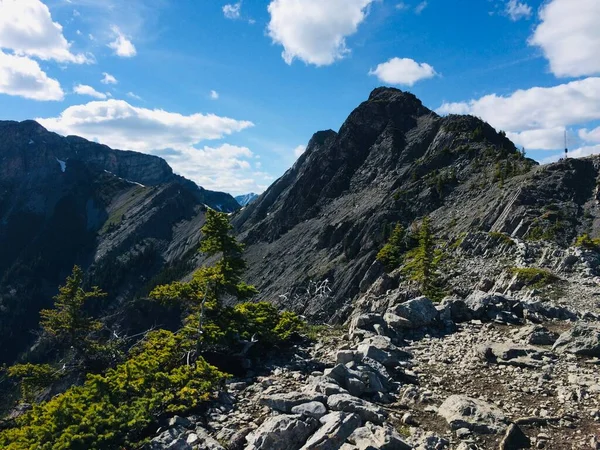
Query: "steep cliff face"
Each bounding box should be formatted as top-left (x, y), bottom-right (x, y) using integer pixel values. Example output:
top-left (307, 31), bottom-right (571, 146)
top-left (0, 121), bottom-right (234, 363)
top-left (233, 88), bottom-right (600, 322)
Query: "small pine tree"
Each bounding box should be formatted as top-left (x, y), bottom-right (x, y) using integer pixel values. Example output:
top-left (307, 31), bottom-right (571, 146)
top-left (39, 266), bottom-right (106, 359)
top-left (403, 217), bottom-right (444, 301)
top-left (200, 209), bottom-right (257, 300)
top-left (151, 209), bottom-right (258, 348)
top-left (377, 224), bottom-right (407, 272)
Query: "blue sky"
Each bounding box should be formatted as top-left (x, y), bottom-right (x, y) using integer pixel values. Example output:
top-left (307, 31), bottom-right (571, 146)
top-left (0, 0), bottom-right (599, 194)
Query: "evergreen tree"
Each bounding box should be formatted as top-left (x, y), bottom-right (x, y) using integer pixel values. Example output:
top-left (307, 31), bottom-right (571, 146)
top-left (376, 224), bottom-right (407, 272)
top-left (39, 266), bottom-right (106, 359)
top-left (150, 209), bottom-right (258, 347)
top-left (403, 217), bottom-right (444, 300)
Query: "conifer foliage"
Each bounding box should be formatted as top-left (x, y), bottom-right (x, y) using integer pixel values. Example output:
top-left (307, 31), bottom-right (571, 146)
top-left (403, 217), bottom-right (444, 301)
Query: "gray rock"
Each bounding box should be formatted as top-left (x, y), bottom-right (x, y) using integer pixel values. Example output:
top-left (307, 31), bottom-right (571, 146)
top-left (168, 416), bottom-right (193, 429)
top-left (440, 297), bottom-right (473, 323)
top-left (464, 291), bottom-right (519, 322)
top-left (304, 376), bottom-right (348, 396)
top-left (356, 336), bottom-right (411, 367)
top-left (291, 401), bottom-right (328, 419)
top-left (324, 364), bottom-right (366, 396)
top-left (552, 324), bottom-right (600, 357)
top-left (477, 342), bottom-right (553, 368)
top-left (245, 415), bottom-right (318, 450)
top-left (336, 350), bottom-right (356, 364)
top-left (260, 391), bottom-right (326, 413)
top-left (327, 393), bottom-right (387, 424)
top-left (438, 395), bottom-right (507, 434)
top-left (146, 427), bottom-right (191, 450)
top-left (512, 325), bottom-right (559, 346)
top-left (387, 297), bottom-right (439, 329)
top-left (299, 412), bottom-right (362, 450)
top-left (347, 422), bottom-right (412, 449)
top-left (499, 424), bottom-right (531, 449)
top-left (193, 427), bottom-right (226, 450)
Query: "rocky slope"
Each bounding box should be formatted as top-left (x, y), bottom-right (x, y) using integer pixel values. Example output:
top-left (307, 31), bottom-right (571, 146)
top-left (143, 291), bottom-right (600, 450)
top-left (232, 88), bottom-right (600, 324)
top-left (0, 120), bottom-right (238, 363)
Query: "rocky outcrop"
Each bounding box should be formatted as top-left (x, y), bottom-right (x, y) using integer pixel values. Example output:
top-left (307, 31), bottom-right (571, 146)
top-left (552, 324), bottom-right (600, 356)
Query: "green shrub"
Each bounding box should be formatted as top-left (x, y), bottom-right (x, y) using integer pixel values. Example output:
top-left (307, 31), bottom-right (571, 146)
top-left (6, 363), bottom-right (61, 402)
top-left (0, 330), bottom-right (227, 450)
top-left (509, 267), bottom-right (559, 289)
top-left (574, 234), bottom-right (600, 251)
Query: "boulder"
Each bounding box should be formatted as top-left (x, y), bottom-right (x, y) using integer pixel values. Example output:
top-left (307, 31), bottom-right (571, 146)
top-left (386, 297), bottom-right (439, 329)
top-left (336, 350), bottom-right (356, 365)
top-left (464, 291), bottom-right (520, 322)
top-left (347, 422), bottom-right (411, 449)
top-left (299, 412), bottom-right (362, 450)
top-left (245, 415), bottom-right (318, 450)
top-left (260, 391), bottom-right (326, 413)
top-left (440, 298), bottom-right (473, 323)
top-left (327, 394), bottom-right (387, 424)
top-left (324, 365), bottom-right (366, 397)
top-left (304, 376), bottom-right (348, 396)
top-left (438, 395), bottom-right (507, 434)
top-left (146, 427), bottom-right (192, 450)
top-left (552, 324), bottom-right (600, 357)
top-left (356, 336), bottom-right (411, 368)
top-left (349, 314), bottom-right (385, 338)
top-left (291, 401), bottom-right (328, 419)
top-left (477, 342), bottom-right (553, 368)
top-left (512, 325), bottom-right (558, 346)
top-left (499, 424), bottom-right (531, 449)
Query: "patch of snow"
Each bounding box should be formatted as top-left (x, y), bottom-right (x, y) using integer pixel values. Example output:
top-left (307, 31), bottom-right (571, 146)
top-left (56, 158), bottom-right (66, 173)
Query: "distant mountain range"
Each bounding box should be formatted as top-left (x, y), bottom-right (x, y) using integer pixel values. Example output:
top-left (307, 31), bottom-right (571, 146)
top-left (0, 120), bottom-right (238, 362)
top-left (235, 193), bottom-right (259, 206)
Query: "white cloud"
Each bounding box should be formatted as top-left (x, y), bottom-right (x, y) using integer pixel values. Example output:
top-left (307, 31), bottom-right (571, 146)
top-left (223, 2), bottom-right (242, 19)
top-left (506, 127), bottom-right (565, 150)
top-left (108, 26), bottom-right (136, 57)
top-left (530, 0), bottom-right (600, 77)
top-left (0, 0), bottom-right (89, 63)
top-left (37, 99), bottom-right (254, 152)
top-left (505, 0), bottom-right (532, 21)
top-left (101, 72), bottom-right (117, 84)
top-left (267, 0), bottom-right (375, 66)
top-left (437, 78), bottom-right (600, 151)
top-left (369, 57), bottom-right (436, 86)
top-left (126, 91), bottom-right (142, 100)
top-left (73, 84), bottom-right (107, 99)
top-left (541, 144), bottom-right (600, 164)
top-left (294, 145), bottom-right (306, 157)
top-left (395, 2), bottom-right (409, 11)
top-left (37, 100), bottom-right (261, 193)
top-left (579, 126), bottom-right (600, 144)
top-left (210, 90), bottom-right (219, 100)
top-left (162, 143), bottom-right (271, 194)
top-left (414, 1), bottom-right (427, 14)
top-left (0, 50), bottom-right (63, 100)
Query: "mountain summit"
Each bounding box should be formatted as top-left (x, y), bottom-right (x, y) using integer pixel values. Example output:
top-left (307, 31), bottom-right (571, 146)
top-left (231, 87), bottom-right (598, 322)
